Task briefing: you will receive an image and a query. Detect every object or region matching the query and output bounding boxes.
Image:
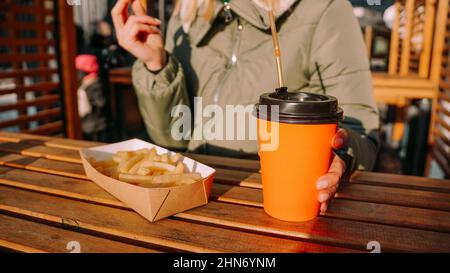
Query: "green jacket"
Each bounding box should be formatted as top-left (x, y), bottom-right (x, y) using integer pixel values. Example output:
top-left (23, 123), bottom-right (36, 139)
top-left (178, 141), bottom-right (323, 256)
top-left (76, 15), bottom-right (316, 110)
top-left (132, 0), bottom-right (380, 171)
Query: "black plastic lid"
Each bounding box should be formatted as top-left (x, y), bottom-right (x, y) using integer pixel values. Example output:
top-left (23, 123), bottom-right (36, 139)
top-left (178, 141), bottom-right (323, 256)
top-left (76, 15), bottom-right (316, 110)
top-left (256, 87), bottom-right (343, 124)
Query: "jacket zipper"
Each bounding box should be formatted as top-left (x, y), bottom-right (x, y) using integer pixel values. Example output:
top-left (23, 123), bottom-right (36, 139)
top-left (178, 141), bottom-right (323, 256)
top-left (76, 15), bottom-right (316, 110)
top-left (202, 17), bottom-right (243, 153)
top-left (212, 18), bottom-right (243, 104)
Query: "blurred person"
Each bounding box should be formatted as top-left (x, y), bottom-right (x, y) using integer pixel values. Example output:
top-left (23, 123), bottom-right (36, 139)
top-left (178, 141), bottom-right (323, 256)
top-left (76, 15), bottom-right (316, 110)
top-left (75, 54), bottom-right (108, 141)
top-left (90, 20), bottom-right (115, 52)
top-left (90, 19), bottom-right (129, 69)
top-left (111, 0), bottom-right (380, 212)
top-left (76, 24), bottom-right (87, 54)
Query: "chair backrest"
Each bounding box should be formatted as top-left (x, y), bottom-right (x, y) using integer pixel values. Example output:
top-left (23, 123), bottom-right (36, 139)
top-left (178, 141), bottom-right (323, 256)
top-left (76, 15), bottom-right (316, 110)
top-left (429, 0), bottom-right (450, 176)
top-left (388, 0), bottom-right (436, 78)
top-left (0, 0), bottom-right (80, 138)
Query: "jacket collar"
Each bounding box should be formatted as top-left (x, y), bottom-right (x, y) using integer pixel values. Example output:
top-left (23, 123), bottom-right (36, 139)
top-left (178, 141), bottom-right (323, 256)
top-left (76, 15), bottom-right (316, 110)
top-left (231, 0), bottom-right (298, 30)
top-left (190, 0), bottom-right (299, 45)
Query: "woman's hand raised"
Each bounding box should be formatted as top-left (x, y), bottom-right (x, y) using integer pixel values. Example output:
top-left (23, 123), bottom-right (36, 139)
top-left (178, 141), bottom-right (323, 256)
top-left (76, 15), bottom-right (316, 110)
top-left (111, 0), bottom-right (166, 71)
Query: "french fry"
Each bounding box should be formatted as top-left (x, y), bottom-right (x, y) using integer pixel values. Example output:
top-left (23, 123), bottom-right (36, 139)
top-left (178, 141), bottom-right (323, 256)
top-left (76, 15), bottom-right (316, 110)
top-left (174, 162), bottom-right (184, 174)
top-left (169, 153), bottom-right (182, 164)
top-left (152, 155), bottom-right (161, 162)
top-left (161, 154), bottom-right (169, 163)
top-left (137, 167), bottom-right (151, 176)
top-left (119, 173), bottom-right (152, 184)
top-left (137, 180), bottom-right (176, 188)
top-left (118, 173), bottom-right (176, 188)
top-left (151, 170), bottom-right (166, 176)
top-left (128, 157), bottom-right (146, 174)
top-left (140, 160), bottom-right (176, 172)
top-left (113, 151), bottom-right (132, 163)
top-left (148, 147), bottom-right (157, 158)
top-left (118, 153), bottom-right (145, 173)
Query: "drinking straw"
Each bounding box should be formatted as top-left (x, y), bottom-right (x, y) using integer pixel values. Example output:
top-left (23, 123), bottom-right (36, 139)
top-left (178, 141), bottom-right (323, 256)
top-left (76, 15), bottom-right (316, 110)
top-left (264, 1), bottom-right (285, 88)
top-left (139, 0), bottom-right (148, 13)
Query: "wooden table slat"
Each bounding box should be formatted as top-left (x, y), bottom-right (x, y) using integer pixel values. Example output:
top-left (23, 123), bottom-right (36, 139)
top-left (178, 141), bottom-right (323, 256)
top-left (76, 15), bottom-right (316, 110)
top-left (337, 183), bottom-right (450, 212)
top-left (350, 172), bottom-right (450, 194)
top-left (0, 132), bottom-right (101, 150)
top-left (0, 166), bottom-right (122, 207)
top-left (326, 199), bottom-right (450, 233)
top-left (0, 214), bottom-right (159, 253)
top-left (0, 152), bottom-right (87, 179)
top-left (186, 153), bottom-right (260, 173)
top-left (212, 183), bottom-right (263, 208)
top-left (0, 141), bottom-right (82, 164)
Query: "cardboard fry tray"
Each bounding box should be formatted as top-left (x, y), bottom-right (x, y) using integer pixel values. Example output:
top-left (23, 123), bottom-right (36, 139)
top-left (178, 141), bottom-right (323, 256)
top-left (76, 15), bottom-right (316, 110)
top-left (80, 139), bottom-right (215, 222)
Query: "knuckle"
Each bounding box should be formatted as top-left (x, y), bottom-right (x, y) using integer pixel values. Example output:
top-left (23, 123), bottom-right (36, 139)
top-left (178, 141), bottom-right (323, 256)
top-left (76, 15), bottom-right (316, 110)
top-left (327, 171), bottom-right (341, 183)
top-left (340, 129), bottom-right (349, 139)
top-left (332, 157), bottom-right (345, 170)
top-left (131, 24), bottom-right (141, 33)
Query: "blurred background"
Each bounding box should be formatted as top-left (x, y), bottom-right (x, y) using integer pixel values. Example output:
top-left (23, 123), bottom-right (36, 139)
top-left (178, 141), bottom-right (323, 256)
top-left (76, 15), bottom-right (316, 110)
top-left (0, 0), bottom-right (448, 179)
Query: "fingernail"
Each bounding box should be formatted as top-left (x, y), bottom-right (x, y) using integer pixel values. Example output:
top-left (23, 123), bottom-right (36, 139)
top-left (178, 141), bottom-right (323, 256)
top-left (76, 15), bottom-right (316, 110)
top-left (316, 179), bottom-right (328, 190)
top-left (334, 137), bottom-right (343, 148)
top-left (318, 192), bottom-right (330, 203)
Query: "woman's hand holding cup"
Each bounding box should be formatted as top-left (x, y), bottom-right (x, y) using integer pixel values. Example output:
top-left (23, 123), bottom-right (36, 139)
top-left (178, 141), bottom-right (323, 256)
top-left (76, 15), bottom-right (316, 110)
top-left (316, 128), bottom-right (349, 213)
top-left (111, 0), bottom-right (166, 71)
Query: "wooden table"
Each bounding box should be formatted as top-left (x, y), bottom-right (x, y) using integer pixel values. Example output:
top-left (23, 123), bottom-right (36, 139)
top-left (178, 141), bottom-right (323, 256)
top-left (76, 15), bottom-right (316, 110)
top-left (0, 132), bottom-right (449, 253)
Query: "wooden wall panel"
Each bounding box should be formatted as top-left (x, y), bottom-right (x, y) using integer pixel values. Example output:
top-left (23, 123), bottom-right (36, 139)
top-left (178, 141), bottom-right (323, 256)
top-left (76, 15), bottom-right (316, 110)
top-left (430, 0), bottom-right (450, 176)
top-left (0, 0), bottom-right (81, 138)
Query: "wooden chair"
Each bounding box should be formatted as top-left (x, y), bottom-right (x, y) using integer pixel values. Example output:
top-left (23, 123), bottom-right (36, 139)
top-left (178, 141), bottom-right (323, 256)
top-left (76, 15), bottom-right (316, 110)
top-left (0, 0), bottom-right (81, 138)
top-left (426, 0), bottom-right (450, 177)
top-left (372, 0), bottom-right (439, 144)
top-left (109, 67), bottom-right (147, 141)
top-left (363, 24), bottom-right (391, 72)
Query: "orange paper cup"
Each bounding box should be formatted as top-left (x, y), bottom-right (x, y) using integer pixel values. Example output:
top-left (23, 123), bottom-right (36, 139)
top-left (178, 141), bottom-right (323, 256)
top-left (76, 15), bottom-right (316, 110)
top-left (256, 89), bottom-right (342, 222)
